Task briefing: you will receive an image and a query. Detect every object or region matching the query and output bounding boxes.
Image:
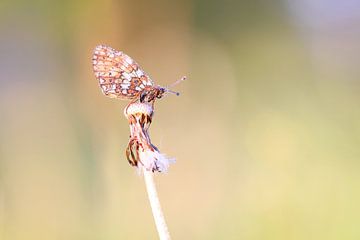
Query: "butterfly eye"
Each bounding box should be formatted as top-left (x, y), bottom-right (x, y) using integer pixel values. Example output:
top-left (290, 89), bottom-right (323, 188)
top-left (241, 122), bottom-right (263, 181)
top-left (140, 91), bottom-right (147, 102)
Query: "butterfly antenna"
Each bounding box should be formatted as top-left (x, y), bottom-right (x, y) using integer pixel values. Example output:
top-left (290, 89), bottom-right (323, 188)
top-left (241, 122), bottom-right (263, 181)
top-left (165, 76), bottom-right (186, 96)
top-left (166, 89), bottom-right (180, 96)
top-left (169, 76), bottom-right (186, 88)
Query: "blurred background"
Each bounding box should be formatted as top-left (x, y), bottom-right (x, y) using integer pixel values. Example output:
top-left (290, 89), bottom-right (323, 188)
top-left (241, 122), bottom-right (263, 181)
top-left (1, 0), bottom-right (360, 239)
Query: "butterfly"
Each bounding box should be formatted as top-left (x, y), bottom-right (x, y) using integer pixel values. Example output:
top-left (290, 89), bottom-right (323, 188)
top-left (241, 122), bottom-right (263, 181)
top-left (92, 45), bottom-right (184, 103)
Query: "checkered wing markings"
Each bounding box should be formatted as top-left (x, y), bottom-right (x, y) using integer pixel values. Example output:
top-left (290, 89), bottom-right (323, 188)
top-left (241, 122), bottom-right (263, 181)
top-left (92, 45), bottom-right (154, 99)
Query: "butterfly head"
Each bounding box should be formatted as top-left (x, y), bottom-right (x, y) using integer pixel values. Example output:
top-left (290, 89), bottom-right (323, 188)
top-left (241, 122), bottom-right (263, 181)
top-left (139, 86), bottom-right (166, 103)
top-left (138, 75), bottom-right (186, 103)
top-left (139, 86), bottom-right (180, 103)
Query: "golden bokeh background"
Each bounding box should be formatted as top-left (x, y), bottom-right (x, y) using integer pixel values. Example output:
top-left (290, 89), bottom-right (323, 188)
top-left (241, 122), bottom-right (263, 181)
top-left (1, 0), bottom-right (360, 239)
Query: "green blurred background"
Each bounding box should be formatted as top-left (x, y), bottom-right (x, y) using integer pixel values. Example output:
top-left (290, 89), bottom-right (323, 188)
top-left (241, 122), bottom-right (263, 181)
top-left (1, 0), bottom-right (360, 239)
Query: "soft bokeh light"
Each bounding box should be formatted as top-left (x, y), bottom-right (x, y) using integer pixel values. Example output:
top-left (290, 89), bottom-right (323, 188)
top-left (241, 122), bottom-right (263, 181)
top-left (1, 0), bottom-right (360, 239)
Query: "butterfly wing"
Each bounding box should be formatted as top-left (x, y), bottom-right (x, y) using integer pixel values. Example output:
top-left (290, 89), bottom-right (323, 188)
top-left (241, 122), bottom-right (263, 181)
top-left (92, 45), bottom-right (154, 99)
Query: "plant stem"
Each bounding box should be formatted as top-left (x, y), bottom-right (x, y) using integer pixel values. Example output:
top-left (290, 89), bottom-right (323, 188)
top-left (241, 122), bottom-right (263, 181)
top-left (143, 170), bottom-right (171, 240)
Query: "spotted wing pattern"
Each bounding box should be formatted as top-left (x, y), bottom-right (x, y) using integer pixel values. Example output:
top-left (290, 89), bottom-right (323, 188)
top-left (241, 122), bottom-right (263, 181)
top-left (92, 45), bottom-right (154, 99)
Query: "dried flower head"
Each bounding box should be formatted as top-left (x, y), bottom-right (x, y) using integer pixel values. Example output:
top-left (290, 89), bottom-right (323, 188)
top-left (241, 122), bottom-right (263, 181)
top-left (124, 102), bottom-right (175, 173)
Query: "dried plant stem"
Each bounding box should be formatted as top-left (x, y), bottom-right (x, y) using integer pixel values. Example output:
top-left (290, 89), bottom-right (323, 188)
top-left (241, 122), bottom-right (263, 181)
top-left (124, 102), bottom-right (173, 239)
top-left (143, 169), bottom-right (171, 240)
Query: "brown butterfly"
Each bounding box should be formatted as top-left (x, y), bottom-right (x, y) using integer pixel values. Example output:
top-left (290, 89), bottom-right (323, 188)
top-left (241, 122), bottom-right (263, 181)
top-left (92, 45), bottom-right (185, 103)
